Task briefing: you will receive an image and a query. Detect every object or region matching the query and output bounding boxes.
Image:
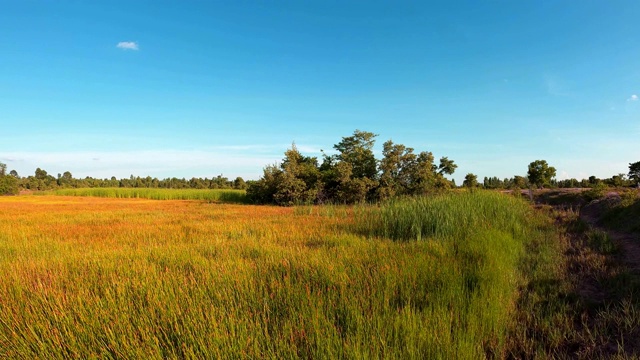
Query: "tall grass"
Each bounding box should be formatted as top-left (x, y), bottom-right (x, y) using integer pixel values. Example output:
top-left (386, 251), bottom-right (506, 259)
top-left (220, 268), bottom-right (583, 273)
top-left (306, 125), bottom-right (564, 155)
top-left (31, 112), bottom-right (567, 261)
top-left (353, 191), bottom-right (554, 357)
top-left (354, 191), bottom-right (530, 241)
top-left (0, 192), bottom-right (557, 358)
top-left (38, 187), bottom-right (248, 203)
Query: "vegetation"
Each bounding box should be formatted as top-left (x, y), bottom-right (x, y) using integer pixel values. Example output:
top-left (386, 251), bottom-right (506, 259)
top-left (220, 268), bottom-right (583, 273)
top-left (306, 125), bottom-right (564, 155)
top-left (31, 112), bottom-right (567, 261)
top-left (527, 160), bottom-right (557, 189)
top-left (39, 188), bottom-right (248, 203)
top-left (629, 161), bottom-right (640, 186)
top-left (2, 166), bottom-right (247, 192)
top-left (463, 173), bottom-right (478, 188)
top-left (248, 130), bottom-right (458, 205)
top-left (0, 191), bottom-right (562, 358)
top-left (0, 162), bottom-right (19, 195)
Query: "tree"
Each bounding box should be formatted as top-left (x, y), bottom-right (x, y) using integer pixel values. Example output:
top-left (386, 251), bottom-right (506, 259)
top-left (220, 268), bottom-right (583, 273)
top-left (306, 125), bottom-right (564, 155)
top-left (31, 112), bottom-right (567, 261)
top-left (0, 162), bottom-right (18, 195)
top-left (233, 177), bottom-right (247, 190)
top-left (406, 151), bottom-right (439, 194)
top-left (527, 160), bottom-right (556, 188)
top-left (438, 157), bottom-right (457, 176)
top-left (332, 130), bottom-right (378, 180)
top-left (463, 173), bottom-right (478, 188)
top-left (629, 161), bottom-right (640, 186)
top-left (247, 144), bottom-right (321, 205)
top-left (377, 140), bottom-right (417, 199)
top-left (274, 144), bottom-right (320, 205)
top-left (512, 176), bottom-right (527, 189)
top-left (246, 164), bottom-right (282, 204)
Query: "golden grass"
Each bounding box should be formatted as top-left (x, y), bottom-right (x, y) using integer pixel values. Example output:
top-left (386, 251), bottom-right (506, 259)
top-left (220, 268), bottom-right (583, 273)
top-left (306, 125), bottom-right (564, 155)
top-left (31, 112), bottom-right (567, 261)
top-left (0, 194), bottom-right (551, 358)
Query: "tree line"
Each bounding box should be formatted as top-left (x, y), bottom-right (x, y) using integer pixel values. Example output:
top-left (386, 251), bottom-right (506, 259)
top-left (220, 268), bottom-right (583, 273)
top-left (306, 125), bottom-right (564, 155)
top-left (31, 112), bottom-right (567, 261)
top-left (2, 135), bottom-right (639, 197)
top-left (0, 164), bottom-right (247, 195)
top-left (462, 160), bottom-right (640, 190)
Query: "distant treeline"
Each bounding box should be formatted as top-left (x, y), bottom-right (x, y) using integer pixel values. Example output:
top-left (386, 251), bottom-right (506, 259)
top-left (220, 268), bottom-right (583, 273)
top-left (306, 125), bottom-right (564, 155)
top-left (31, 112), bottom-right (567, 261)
top-left (1, 139), bottom-right (638, 198)
top-left (0, 162), bottom-right (247, 195)
top-left (479, 174), bottom-right (635, 190)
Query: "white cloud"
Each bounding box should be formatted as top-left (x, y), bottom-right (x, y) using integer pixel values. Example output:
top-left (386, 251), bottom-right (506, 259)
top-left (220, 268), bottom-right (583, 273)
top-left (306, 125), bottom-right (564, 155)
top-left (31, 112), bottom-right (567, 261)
top-left (628, 94), bottom-right (638, 102)
top-left (116, 41), bottom-right (139, 50)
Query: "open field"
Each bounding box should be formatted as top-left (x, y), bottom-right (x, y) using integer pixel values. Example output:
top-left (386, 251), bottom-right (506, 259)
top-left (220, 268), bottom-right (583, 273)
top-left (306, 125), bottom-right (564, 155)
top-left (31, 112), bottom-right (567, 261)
top-left (0, 193), bottom-right (562, 358)
top-left (38, 188), bottom-right (248, 203)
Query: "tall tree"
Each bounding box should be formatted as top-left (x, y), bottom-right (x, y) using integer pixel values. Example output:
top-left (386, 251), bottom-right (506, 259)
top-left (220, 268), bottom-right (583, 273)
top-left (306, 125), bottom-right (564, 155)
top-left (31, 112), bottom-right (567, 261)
top-left (378, 140), bottom-right (417, 199)
top-left (333, 130), bottom-right (378, 180)
top-left (406, 151), bottom-right (438, 195)
top-left (527, 160), bottom-right (556, 188)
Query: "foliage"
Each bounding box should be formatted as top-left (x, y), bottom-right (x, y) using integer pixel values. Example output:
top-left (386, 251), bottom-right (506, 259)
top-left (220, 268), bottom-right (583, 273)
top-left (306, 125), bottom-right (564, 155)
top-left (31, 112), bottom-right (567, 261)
top-left (0, 162), bottom-right (19, 195)
top-left (527, 160), bottom-right (556, 188)
top-left (437, 156), bottom-right (457, 175)
top-left (12, 167), bottom-right (247, 192)
top-left (463, 173), bottom-right (478, 188)
top-left (331, 129), bottom-right (378, 180)
top-left (629, 161), bottom-right (640, 186)
top-left (583, 182), bottom-right (608, 202)
top-left (247, 145), bottom-right (322, 206)
top-left (249, 130), bottom-right (457, 205)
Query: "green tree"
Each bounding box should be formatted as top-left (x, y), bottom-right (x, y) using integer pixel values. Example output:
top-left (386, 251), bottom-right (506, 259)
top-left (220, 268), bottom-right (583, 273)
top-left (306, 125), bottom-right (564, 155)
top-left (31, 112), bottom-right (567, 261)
top-left (406, 151), bottom-right (439, 195)
top-left (438, 156), bottom-right (457, 176)
top-left (247, 144), bottom-right (321, 205)
top-left (377, 140), bottom-right (417, 200)
top-left (463, 173), bottom-right (478, 188)
top-left (332, 130), bottom-right (378, 180)
top-left (629, 161), bottom-right (640, 186)
top-left (527, 160), bottom-right (556, 188)
top-left (246, 164), bottom-right (282, 204)
top-left (0, 162), bottom-right (19, 195)
top-left (274, 144), bottom-right (320, 205)
top-left (233, 177), bottom-right (247, 190)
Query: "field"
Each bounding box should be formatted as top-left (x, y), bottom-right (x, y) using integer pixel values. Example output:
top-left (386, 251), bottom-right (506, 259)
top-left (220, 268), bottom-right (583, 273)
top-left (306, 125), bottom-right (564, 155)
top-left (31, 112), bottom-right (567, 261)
top-left (0, 192), bottom-right (561, 358)
top-left (39, 188), bottom-right (248, 203)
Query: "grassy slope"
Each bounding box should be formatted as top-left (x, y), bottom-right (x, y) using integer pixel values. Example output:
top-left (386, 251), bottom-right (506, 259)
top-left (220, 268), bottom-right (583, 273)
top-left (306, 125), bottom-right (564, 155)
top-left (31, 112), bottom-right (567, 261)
top-left (0, 192), bottom-right (561, 358)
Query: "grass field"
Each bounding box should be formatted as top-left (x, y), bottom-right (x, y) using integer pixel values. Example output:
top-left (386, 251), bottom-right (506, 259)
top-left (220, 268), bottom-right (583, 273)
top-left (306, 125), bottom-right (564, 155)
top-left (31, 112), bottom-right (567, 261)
top-left (0, 192), bottom-right (560, 358)
top-left (38, 187), bottom-right (248, 203)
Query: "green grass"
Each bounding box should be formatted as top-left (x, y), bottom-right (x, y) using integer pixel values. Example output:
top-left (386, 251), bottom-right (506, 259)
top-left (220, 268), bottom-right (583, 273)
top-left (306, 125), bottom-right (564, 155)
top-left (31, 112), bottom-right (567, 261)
top-left (600, 191), bottom-right (640, 233)
top-left (353, 191), bottom-right (562, 358)
top-left (38, 187), bottom-right (248, 203)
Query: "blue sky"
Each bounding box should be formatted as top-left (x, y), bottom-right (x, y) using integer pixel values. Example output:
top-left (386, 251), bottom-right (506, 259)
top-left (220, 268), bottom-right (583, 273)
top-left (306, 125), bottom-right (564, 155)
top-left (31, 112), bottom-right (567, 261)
top-left (1, 1), bottom-right (639, 183)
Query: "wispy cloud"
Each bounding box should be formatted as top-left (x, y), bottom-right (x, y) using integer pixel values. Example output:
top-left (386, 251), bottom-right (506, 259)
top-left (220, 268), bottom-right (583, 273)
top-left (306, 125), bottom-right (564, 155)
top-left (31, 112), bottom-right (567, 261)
top-left (628, 94), bottom-right (638, 102)
top-left (116, 41), bottom-right (139, 50)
